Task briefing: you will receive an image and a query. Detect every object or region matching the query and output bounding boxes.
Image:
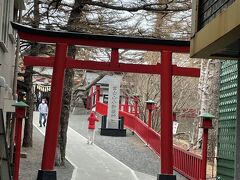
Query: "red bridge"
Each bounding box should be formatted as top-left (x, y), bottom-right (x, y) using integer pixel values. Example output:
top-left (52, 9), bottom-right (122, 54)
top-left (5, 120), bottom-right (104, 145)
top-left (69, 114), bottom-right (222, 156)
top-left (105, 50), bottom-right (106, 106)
top-left (87, 88), bottom-right (205, 180)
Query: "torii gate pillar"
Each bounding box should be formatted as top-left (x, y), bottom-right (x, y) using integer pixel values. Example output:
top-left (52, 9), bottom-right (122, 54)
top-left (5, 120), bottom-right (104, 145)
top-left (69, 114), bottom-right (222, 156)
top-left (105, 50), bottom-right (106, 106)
top-left (158, 51), bottom-right (176, 180)
top-left (37, 43), bottom-right (67, 180)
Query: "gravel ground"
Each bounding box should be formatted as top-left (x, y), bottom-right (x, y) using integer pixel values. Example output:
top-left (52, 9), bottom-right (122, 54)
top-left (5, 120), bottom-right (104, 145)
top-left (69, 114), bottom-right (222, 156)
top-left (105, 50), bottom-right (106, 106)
top-left (19, 126), bottom-right (74, 180)
top-left (69, 114), bottom-right (187, 179)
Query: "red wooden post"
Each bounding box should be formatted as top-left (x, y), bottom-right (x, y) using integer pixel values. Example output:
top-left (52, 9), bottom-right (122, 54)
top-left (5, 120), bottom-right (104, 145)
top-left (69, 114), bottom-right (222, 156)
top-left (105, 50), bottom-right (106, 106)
top-left (148, 110), bottom-right (153, 128)
top-left (96, 85), bottom-right (100, 102)
top-left (111, 48), bottom-right (119, 65)
top-left (124, 96), bottom-right (129, 112)
top-left (89, 87), bottom-right (93, 110)
top-left (172, 112), bottom-right (176, 122)
top-left (133, 95), bottom-right (139, 117)
top-left (146, 100), bottom-right (155, 145)
top-left (146, 100), bottom-right (155, 129)
top-left (39, 43), bottom-right (67, 178)
top-left (13, 101), bottom-right (28, 180)
top-left (13, 117), bottom-right (22, 180)
top-left (201, 128), bottom-right (208, 180)
top-left (160, 51), bottom-right (174, 175)
top-left (199, 113), bottom-right (214, 180)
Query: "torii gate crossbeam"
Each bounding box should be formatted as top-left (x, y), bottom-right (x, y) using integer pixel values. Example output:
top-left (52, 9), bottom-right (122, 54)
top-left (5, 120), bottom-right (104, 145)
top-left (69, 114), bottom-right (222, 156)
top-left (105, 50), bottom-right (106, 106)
top-left (12, 22), bottom-right (200, 180)
top-left (23, 56), bottom-right (200, 77)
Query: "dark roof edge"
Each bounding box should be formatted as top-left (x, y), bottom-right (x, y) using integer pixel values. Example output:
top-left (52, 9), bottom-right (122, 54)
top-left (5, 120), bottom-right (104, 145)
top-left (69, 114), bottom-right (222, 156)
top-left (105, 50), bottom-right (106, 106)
top-left (11, 22), bottom-right (190, 47)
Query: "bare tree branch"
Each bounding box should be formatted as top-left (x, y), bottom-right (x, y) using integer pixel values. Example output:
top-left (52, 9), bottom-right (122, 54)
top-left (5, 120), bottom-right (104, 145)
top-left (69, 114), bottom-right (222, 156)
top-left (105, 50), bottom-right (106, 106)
top-left (51, 0), bottom-right (191, 13)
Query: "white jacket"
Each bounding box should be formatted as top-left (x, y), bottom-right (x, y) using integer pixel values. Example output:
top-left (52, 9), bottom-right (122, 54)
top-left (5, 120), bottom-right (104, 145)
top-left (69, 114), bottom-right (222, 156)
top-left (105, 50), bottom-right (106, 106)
top-left (38, 103), bottom-right (48, 114)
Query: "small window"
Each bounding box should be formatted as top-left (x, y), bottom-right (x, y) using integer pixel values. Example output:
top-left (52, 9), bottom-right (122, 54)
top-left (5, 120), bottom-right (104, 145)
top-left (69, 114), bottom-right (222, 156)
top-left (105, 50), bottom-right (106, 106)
top-left (0, 1), bottom-right (3, 40)
top-left (0, 0), bottom-right (10, 52)
top-left (9, 2), bottom-right (17, 43)
top-left (1, 0), bottom-right (10, 43)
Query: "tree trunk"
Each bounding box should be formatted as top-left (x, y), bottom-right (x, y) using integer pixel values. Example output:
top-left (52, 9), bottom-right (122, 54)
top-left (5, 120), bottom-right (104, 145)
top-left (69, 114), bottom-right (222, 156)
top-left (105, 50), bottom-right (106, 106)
top-left (192, 59), bottom-right (220, 152)
top-left (197, 60), bottom-right (212, 148)
top-left (23, 0), bottom-right (40, 147)
top-left (57, 45), bottom-right (76, 165)
top-left (207, 60), bottom-right (221, 159)
top-left (22, 66), bottom-right (34, 147)
top-left (56, 0), bottom-right (85, 165)
top-left (22, 44), bottom-right (40, 147)
top-left (192, 59), bottom-right (212, 148)
top-left (58, 69), bottom-right (74, 165)
top-left (22, 0), bottom-right (40, 147)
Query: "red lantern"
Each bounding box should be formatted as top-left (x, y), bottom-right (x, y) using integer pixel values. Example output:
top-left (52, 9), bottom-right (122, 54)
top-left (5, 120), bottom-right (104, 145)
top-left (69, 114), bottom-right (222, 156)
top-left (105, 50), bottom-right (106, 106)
top-left (199, 112), bottom-right (214, 129)
top-left (145, 100), bottom-right (156, 111)
top-left (13, 101), bottom-right (28, 118)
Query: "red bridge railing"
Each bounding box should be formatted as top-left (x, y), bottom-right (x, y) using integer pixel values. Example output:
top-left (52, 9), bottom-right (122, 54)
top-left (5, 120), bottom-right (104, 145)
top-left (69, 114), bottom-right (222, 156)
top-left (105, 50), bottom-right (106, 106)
top-left (96, 101), bottom-right (202, 180)
top-left (119, 104), bottom-right (138, 115)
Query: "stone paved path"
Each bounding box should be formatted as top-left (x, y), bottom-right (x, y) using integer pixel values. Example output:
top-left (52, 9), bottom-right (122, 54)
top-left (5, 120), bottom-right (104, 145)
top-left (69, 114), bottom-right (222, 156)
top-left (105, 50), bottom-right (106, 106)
top-left (68, 113), bottom-right (187, 180)
top-left (20, 125), bottom-right (73, 180)
top-left (33, 112), bottom-right (157, 180)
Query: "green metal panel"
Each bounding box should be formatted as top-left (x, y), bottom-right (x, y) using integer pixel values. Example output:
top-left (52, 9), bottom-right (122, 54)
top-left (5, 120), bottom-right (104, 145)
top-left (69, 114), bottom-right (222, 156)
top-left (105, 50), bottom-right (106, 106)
top-left (217, 60), bottom-right (238, 179)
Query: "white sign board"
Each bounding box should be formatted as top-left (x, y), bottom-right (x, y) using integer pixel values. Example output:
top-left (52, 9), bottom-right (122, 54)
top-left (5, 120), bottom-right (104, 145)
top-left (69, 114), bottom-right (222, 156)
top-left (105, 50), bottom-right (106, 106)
top-left (3, 100), bottom-right (16, 112)
top-left (107, 75), bottom-right (121, 129)
top-left (173, 121), bottom-right (179, 135)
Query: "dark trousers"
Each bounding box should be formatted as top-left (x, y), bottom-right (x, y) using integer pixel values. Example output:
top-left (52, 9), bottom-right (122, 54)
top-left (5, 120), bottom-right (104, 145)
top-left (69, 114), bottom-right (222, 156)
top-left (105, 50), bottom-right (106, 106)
top-left (39, 113), bottom-right (47, 126)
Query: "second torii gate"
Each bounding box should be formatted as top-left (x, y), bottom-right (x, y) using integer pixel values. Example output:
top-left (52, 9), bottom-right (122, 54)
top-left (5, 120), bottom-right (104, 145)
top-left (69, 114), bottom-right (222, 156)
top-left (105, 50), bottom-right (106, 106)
top-left (12, 22), bottom-right (200, 180)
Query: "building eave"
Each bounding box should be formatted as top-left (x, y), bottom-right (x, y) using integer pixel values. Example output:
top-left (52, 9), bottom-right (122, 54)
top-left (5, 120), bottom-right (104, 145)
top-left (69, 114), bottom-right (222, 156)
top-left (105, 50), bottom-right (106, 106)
top-left (190, 0), bottom-right (240, 59)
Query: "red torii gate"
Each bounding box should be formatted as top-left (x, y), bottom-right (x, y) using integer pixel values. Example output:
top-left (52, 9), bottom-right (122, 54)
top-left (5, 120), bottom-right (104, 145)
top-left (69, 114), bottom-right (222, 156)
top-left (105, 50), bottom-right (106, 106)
top-left (12, 22), bottom-right (200, 180)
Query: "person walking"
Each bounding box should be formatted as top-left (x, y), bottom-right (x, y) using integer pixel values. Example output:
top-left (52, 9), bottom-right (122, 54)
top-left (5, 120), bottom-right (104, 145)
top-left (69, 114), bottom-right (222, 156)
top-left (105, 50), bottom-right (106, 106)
top-left (87, 112), bottom-right (99, 144)
top-left (38, 99), bottom-right (48, 127)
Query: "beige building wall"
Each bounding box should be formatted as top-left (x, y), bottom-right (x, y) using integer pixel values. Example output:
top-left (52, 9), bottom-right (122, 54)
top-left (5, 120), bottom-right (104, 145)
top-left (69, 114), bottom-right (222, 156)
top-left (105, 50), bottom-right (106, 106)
top-left (0, 0), bottom-right (15, 109)
top-left (0, 0), bottom-right (25, 109)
